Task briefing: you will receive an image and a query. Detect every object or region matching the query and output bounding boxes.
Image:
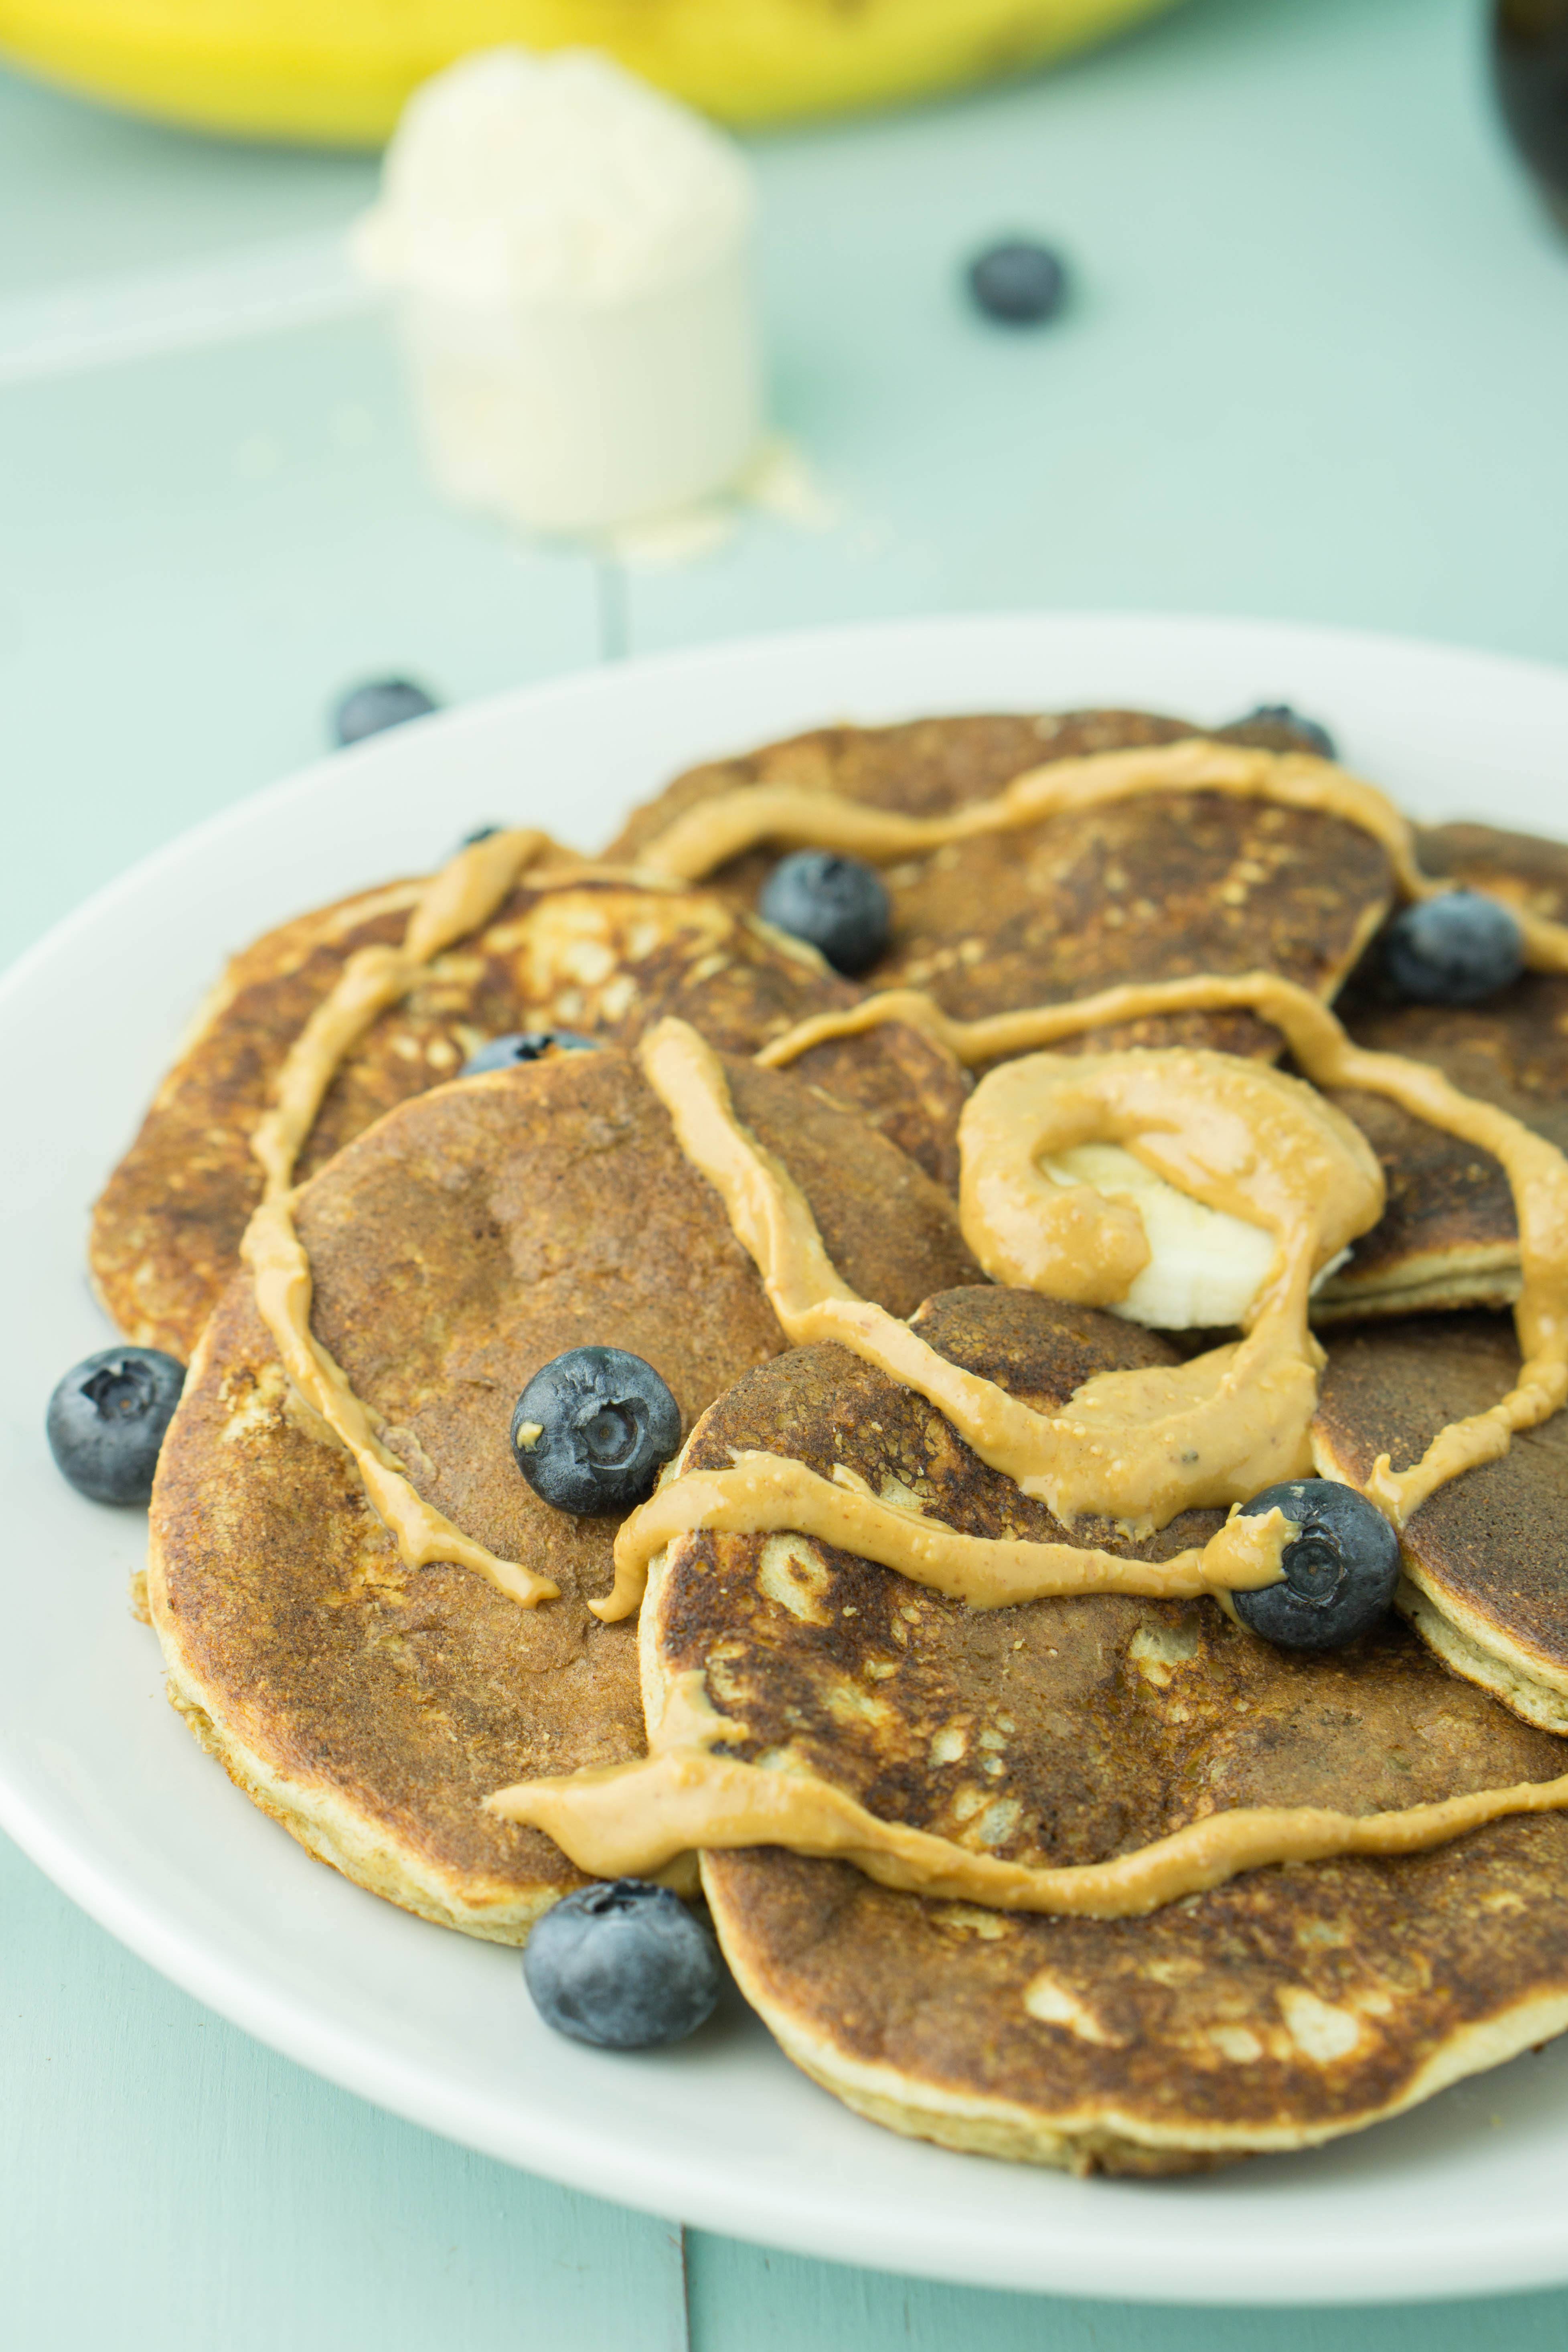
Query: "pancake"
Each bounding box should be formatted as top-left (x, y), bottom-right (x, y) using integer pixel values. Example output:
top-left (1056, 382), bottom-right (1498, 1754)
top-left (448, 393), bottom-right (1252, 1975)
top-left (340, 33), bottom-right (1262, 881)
top-left (605, 708), bottom-right (1193, 877)
top-left (93, 867), bottom-right (967, 1361)
top-left (1316, 820), bottom-right (1568, 1321)
top-left (148, 1046), bottom-right (979, 1941)
top-left (1315, 1316), bottom-right (1568, 1734)
top-left (608, 711), bottom-right (1395, 1063)
top-left (641, 1286), bottom-right (1568, 2171)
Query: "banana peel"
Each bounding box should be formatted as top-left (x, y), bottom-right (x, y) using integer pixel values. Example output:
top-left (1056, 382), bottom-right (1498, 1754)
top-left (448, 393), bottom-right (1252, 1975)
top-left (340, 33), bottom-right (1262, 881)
top-left (0, 0), bottom-right (1183, 144)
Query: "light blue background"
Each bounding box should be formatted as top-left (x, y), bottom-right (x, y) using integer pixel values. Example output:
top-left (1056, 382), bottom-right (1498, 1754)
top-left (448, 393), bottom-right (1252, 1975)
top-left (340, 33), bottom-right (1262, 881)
top-left (5, 2), bottom-right (1568, 2342)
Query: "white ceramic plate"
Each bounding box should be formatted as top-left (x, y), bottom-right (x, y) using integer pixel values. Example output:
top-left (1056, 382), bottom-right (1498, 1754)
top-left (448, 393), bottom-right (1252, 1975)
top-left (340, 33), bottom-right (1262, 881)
top-left (6, 613), bottom-right (1568, 2307)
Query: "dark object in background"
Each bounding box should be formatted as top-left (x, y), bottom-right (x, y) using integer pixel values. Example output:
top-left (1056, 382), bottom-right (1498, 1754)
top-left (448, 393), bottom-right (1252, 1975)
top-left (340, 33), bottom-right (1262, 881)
top-left (1230, 1479), bottom-right (1403, 1652)
top-left (1383, 890), bottom-right (1525, 1005)
top-left (1493, 1), bottom-right (1568, 227)
top-left (47, 1345), bottom-right (186, 1505)
top-left (758, 851), bottom-right (891, 976)
top-left (331, 677), bottom-right (439, 747)
top-left (523, 1880), bottom-right (723, 2048)
top-left (1218, 704), bottom-right (1338, 761)
top-left (511, 1346), bottom-right (683, 1515)
top-left (966, 239), bottom-right (1068, 326)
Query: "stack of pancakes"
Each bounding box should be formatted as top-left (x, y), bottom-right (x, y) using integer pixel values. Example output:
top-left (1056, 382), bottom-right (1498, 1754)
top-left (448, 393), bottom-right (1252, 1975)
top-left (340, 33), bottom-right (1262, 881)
top-left (97, 707), bottom-right (1568, 2174)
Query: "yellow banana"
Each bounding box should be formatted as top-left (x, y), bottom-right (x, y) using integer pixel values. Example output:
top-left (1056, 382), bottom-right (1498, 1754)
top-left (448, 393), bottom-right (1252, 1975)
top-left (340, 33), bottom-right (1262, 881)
top-left (0, 0), bottom-right (1181, 144)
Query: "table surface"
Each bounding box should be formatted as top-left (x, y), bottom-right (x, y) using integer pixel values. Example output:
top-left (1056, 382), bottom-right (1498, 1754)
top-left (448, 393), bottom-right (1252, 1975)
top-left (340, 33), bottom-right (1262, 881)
top-left (6, 1), bottom-right (1568, 2343)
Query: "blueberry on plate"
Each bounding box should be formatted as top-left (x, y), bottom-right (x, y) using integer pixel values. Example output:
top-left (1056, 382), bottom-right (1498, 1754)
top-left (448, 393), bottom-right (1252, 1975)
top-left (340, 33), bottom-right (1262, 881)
top-left (1220, 703), bottom-right (1338, 761)
top-left (512, 1347), bottom-right (682, 1515)
top-left (462, 1030), bottom-right (602, 1077)
top-left (523, 1880), bottom-right (723, 2049)
top-left (1383, 891), bottom-right (1525, 1006)
top-left (47, 1346), bottom-right (185, 1506)
top-left (331, 677), bottom-right (438, 748)
top-left (758, 851), bottom-right (890, 977)
top-left (1230, 1479), bottom-right (1401, 1651)
top-left (966, 239), bottom-right (1068, 326)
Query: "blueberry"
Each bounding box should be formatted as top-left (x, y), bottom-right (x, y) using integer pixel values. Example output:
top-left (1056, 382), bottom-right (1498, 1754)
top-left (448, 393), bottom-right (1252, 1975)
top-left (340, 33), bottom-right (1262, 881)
top-left (1220, 703), bottom-right (1338, 761)
top-left (512, 1347), bottom-right (682, 1515)
top-left (47, 1346), bottom-right (185, 1506)
top-left (758, 851), bottom-right (890, 977)
top-left (523, 1879), bottom-right (723, 2049)
top-left (1230, 1479), bottom-right (1402, 1651)
top-left (462, 1030), bottom-right (602, 1077)
top-left (1383, 891), bottom-right (1525, 1006)
top-left (460, 824), bottom-right (503, 847)
top-left (966, 239), bottom-right (1068, 326)
top-left (331, 677), bottom-right (438, 748)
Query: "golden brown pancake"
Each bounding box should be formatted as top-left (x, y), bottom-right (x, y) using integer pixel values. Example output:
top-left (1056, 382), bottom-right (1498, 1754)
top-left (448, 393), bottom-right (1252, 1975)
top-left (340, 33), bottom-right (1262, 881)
top-left (148, 1047), bottom-right (979, 1941)
top-left (93, 869), bottom-right (967, 1361)
top-left (642, 1287), bottom-right (1568, 2171)
top-left (1317, 821), bottom-right (1568, 1321)
top-left (1315, 1315), bottom-right (1568, 1733)
top-left (609, 711), bottom-right (1394, 1063)
top-left (606, 708), bottom-right (1193, 873)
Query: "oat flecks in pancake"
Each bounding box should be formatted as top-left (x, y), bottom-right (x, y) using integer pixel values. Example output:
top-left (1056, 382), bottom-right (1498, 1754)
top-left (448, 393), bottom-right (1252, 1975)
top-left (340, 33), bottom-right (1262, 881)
top-left (148, 1049), bottom-right (978, 1938)
top-left (644, 1286), bottom-right (1568, 2171)
top-left (609, 712), bottom-right (1394, 1062)
top-left (1320, 818), bottom-right (1568, 1320)
top-left (92, 872), bottom-right (967, 1359)
top-left (1315, 1315), bottom-right (1568, 1732)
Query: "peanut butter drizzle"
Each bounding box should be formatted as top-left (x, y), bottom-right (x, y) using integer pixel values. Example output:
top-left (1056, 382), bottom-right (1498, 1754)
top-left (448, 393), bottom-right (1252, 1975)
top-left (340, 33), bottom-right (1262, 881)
top-left (242, 824), bottom-right (562, 1609)
top-left (608, 1453), bottom-right (1294, 1615)
top-left (637, 735), bottom-right (1568, 974)
top-left (587, 1018), bottom-right (1380, 1622)
top-left (758, 971), bottom-right (1568, 1525)
top-left (515, 989), bottom-right (1568, 1916)
top-left (488, 1669), bottom-right (1568, 1918)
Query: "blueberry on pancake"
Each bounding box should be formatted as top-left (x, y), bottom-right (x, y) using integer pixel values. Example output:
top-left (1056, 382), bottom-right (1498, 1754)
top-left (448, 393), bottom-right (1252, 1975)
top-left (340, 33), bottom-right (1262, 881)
top-left (146, 1045), bottom-right (977, 1941)
top-left (1319, 822), bottom-right (1568, 1323)
top-left (640, 1288), bottom-right (1568, 2173)
top-left (1315, 1314), bottom-right (1568, 1734)
top-left (608, 709), bottom-right (1396, 1064)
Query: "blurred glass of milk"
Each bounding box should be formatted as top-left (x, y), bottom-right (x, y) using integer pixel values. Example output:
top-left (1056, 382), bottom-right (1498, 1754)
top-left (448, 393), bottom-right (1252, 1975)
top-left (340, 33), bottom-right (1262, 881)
top-left (354, 48), bottom-right (762, 534)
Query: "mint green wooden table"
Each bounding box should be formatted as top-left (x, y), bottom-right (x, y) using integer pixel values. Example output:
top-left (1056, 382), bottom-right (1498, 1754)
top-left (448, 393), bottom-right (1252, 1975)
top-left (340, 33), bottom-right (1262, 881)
top-left (7, 3), bottom-right (1568, 2342)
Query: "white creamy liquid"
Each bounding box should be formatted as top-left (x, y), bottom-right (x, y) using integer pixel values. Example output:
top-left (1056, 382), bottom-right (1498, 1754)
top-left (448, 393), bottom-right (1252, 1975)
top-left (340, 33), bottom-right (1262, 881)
top-left (355, 48), bottom-right (762, 533)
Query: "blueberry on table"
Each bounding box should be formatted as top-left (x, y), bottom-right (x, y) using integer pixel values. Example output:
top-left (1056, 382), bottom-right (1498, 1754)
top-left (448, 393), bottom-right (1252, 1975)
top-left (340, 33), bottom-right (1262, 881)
top-left (462, 1030), bottom-right (602, 1077)
top-left (524, 1880), bottom-right (723, 2049)
top-left (1383, 891), bottom-right (1525, 1006)
top-left (758, 851), bottom-right (890, 977)
top-left (966, 239), bottom-right (1067, 326)
top-left (1221, 703), bottom-right (1338, 762)
top-left (1230, 1480), bottom-right (1402, 1651)
top-left (47, 1346), bottom-right (185, 1505)
top-left (331, 677), bottom-right (438, 747)
top-left (512, 1347), bottom-right (682, 1515)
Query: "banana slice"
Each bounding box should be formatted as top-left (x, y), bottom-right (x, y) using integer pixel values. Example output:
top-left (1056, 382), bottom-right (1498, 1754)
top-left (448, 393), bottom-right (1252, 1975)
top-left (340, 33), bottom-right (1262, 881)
top-left (1039, 1143), bottom-right (1284, 1330)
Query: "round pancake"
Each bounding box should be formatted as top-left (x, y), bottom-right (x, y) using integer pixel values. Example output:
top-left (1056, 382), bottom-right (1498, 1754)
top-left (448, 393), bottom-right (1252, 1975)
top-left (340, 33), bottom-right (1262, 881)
top-left (148, 1047), bottom-right (979, 1941)
top-left (94, 868), bottom-right (966, 1360)
top-left (642, 1286), bottom-right (1568, 2171)
top-left (1315, 1315), bottom-right (1568, 1733)
top-left (608, 710), bottom-right (1394, 1063)
top-left (1317, 820), bottom-right (1568, 1321)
